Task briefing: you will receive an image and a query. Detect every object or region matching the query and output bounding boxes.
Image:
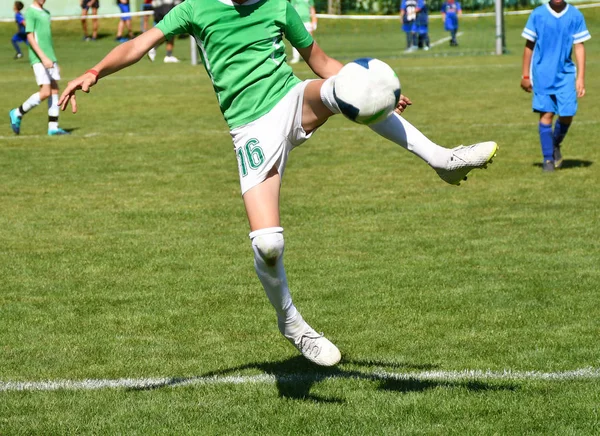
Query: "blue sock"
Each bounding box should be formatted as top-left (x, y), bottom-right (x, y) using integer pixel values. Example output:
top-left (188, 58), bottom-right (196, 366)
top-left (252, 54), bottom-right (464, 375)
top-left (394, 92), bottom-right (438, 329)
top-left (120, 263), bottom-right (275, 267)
top-left (12, 40), bottom-right (21, 54)
top-left (538, 122), bottom-right (554, 161)
top-left (553, 120), bottom-right (570, 148)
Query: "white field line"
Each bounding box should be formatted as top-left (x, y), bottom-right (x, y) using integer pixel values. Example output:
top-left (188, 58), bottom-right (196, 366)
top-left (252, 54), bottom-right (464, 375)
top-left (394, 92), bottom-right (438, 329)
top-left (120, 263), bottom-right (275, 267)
top-left (1, 367), bottom-right (599, 392)
top-left (430, 32), bottom-right (464, 48)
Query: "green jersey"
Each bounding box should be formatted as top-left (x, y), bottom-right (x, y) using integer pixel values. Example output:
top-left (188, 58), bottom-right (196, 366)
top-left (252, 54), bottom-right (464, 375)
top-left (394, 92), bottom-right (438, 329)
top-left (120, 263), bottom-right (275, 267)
top-left (156, 0), bottom-right (313, 129)
top-left (25, 5), bottom-right (57, 66)
top-left (290, 0), bottom-right (314, 24)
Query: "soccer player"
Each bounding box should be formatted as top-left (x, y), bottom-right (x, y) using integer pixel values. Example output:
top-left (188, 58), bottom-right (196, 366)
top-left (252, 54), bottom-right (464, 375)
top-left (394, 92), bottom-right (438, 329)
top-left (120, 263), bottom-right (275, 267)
top-left (58, 0), bottom-right (497, 366)
top-left (400, 0), bottom-right (417, 51)
top-left (441, 0), bottom-right (461, 46)
top-left (141, 0), bottom-right (153, 33)
top-left (289, 0), bottom-right (317, 64)
top-left (9, 0), bottom-right (69, 136)
top-left (520, 0), bottom-right (590, 172)
top-left (12, 1), bottom-right (28, 59)
top-left (146, 0), bottom-right (181, 63)
top-left (115, 0), bottom-right (133, 42)
top-left (81, 0), bottom-right (100, 41)
top-left (415, 0), bottom-right (430, 51)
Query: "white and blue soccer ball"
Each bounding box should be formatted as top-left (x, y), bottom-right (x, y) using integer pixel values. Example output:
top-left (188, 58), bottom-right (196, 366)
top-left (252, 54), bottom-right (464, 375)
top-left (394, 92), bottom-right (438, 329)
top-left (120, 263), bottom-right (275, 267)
top-left (333, 58), bottom-right (401, 125)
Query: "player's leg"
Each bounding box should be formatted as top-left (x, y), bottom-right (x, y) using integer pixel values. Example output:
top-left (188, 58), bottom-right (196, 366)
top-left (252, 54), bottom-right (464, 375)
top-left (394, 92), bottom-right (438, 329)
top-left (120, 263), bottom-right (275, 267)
top-left (552, 88), bottom-right (577, 169)
top-left (81, 7), bottom-right (90, 41)
top-left (126, 18), bottom-right (133, 39)
top-left (538, 111), bottom-right (555, 171)
top-left (9, 65), bottom-right (50, 134)
top-left (91, 6), bottom-right (99, 40)
top-left (316, 77), bottom-right (497, 185)
top-left (533, 92), bottom-right (557, 171)
top-left (116, 18), bottom-right (124, 39)
top-left (238, 83), bottom-right (340, 366)
top-left (47, 81), bottom-right (68, 135)
top-left (553, 116), bottom-right (571, 169)
top-left (11, 34), bottom-right (22, 58)
top-left (164, 38), bottom-right (179, 63)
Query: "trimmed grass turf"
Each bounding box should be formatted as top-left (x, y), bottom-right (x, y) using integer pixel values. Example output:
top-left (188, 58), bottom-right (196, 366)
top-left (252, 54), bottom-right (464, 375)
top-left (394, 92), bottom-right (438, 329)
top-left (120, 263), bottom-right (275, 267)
top-left (1, 10), bottom-right (600, 434)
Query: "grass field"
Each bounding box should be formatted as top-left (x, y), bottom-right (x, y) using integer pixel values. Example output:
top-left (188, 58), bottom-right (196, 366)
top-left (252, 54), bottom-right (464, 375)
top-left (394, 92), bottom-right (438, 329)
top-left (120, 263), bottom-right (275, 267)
top-left (1, 7), bottom-right (600, 435)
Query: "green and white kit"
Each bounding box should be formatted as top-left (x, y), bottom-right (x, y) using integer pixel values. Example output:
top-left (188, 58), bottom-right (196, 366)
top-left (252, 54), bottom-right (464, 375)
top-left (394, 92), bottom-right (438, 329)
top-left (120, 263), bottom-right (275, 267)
top-left (156, 0), bottom-right (316, 193)
top-left (26, 5), bottom-right (60, 85)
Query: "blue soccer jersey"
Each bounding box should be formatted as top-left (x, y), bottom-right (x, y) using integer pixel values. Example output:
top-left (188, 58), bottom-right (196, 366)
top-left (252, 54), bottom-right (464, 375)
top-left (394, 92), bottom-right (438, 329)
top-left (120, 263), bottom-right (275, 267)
top-left (522, 3), bottom-right (591, 94)
top-left (441, 1), bottom-right (460, 31)
top-left (15, 11), bottom-right (26, 33)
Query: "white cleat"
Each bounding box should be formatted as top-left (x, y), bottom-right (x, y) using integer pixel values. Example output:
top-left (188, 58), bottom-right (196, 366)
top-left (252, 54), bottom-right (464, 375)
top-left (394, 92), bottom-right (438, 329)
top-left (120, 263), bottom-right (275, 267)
top-left (163, 55), bottom-right (180, 63)
top-left (147, 47), bottom-right (156, 62)
top-left (434, 141), bottom-right (498, 185)
top-left (280, 317), bottom-right (341, 366)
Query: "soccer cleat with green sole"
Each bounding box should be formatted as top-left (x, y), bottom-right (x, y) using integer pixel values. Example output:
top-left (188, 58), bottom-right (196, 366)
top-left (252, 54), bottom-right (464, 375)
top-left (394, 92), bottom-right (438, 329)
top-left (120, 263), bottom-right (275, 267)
top-left (435, 141), bottom-right (498, 185)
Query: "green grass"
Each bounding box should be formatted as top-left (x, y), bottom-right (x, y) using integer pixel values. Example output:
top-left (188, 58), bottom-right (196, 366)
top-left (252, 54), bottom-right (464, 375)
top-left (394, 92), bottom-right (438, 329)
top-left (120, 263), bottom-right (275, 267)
top-left (1, 9), bottom-right (600, 435)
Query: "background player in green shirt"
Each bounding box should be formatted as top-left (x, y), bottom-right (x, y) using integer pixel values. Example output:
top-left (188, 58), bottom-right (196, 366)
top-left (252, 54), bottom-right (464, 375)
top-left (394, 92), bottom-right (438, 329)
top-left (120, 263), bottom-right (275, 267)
top-left (59, 0), bottom-right (497, 367)
top-left (290, 0), bottom-right (317, 64)
top-left (9, 0), bottom-right (68, 136)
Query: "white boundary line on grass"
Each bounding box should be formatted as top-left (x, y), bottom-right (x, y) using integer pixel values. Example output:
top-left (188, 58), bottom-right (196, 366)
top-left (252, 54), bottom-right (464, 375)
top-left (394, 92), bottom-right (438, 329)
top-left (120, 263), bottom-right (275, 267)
top-left (430, 32), bottom-right (464, 48)
top-left (1, 367), bottom-right (599, 392)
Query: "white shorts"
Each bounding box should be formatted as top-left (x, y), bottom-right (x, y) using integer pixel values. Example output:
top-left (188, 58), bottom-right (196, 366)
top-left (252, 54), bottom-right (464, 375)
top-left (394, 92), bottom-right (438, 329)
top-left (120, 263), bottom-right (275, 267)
top-left (230, 80), bottom-right (316, 195)
top-left (32, 62), bottom-right (61, 86)
top-left (304, 22), bottom-right (315, 33)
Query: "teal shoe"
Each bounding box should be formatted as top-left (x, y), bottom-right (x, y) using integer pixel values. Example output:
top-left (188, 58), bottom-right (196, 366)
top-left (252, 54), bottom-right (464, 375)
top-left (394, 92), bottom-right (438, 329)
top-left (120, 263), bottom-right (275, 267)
top-left (48, 128), bottom-right (70, 136)
top-left (9, 109), bottom-right (21, 135)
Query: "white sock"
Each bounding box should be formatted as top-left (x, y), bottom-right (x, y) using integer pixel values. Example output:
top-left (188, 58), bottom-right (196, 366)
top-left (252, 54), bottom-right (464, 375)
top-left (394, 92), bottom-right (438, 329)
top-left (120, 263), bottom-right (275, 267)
top-left (320, 76), bottom-right (451, 168)
top-left (319, 76), bottom-right (341, 114)
top-left (369, 112), bottom-right (451, 168)
top-left (291, 47), bottom-right (300, 61)
top-left (250, 227), bottom-right (299, 334)
top-left (19, 92), bottom-right (42, 116)
top-left (48, 94), bottom-right (59, 131)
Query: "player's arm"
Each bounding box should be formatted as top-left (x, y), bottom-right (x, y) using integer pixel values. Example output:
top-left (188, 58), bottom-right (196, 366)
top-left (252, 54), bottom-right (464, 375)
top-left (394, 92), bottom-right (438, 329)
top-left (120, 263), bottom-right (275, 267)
top-left (299, 41), bottom-right (343, 79)
top-left (27, 33), bottom-right (53, 68)
top-left (59, 28), bottom-right (165, 112)
top-left (574, 43), bottom-right (586, 97)
top-left (520, 39), bottom-right (534, 93)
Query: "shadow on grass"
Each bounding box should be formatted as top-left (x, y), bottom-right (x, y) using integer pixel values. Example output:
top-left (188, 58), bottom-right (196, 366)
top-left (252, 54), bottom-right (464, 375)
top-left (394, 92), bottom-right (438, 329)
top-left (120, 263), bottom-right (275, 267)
top-left (532, 159), bottom-right (593, 169)
top-left (127, 356), bottom-right (518, 402)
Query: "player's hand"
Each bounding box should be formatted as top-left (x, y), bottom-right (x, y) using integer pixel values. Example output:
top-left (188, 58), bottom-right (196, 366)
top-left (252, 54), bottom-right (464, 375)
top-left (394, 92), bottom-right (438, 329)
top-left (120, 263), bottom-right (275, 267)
top-left (59, 72), bottom-right (98, 113)
top-left (520, 78), bottom-right (532, 93)
top-left (576, 78), bottom-right (585, 98)
top-left (42, 57), bottom-right (54, 69)
top-left (394, 94), bottom-right (412, 114)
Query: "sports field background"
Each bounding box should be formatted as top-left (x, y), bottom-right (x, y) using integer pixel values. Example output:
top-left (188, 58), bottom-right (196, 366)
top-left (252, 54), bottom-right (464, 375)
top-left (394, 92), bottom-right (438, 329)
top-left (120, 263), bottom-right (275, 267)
top-left (1, 8), bottom-right (599, 434)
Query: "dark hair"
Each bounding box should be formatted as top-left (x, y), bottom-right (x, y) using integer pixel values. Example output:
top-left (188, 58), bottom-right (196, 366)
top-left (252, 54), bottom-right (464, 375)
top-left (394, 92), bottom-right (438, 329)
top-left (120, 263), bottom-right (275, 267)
top-left (15, 1), bottom-right (24, 10)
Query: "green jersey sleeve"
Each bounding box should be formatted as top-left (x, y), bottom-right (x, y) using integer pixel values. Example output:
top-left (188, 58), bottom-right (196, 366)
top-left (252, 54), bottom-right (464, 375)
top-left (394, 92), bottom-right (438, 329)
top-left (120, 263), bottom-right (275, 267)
top-left (155, 1), bottom-right (193, 40)
top-left (285, 2), bottom-right (313, 49)
top-left (25, 8), bottom-right (36, 33)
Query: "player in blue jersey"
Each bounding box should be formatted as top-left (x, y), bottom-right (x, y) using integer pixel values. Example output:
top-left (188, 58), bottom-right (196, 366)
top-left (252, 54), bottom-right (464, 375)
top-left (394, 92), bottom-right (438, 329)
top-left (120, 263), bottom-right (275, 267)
top-left (12, 1), bottom-right (28, 59)
top-left (415, 0), bottom-right (429, 51)
top-left (441, 0), bottom-right (461, 46)
top-left (58, 0), bottom-right (497, 367)
top-left (521, 0), bottom-right (590, 172)
top-left (400, 0), bottom-right (417, 51)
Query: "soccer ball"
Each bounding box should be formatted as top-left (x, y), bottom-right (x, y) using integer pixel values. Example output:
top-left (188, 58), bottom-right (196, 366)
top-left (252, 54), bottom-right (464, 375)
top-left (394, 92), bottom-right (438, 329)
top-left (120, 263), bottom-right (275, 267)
top-left (333, 58), bottom-right (401, 125)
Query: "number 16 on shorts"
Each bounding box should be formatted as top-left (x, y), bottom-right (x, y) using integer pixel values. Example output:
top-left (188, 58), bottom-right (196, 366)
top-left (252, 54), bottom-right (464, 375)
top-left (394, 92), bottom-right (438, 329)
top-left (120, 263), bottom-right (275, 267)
top-left (236, 138), bottom-right (265, 177)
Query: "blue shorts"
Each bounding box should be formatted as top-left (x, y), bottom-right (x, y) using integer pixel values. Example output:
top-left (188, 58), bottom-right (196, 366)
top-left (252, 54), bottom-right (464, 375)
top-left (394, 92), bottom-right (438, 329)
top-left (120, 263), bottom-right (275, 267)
top-left (12, 32), bottom-right (27, 43)
top-left (533, 88), bottom-right (577, 117)
top-left (118, 3), bottom-right (131, 20)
